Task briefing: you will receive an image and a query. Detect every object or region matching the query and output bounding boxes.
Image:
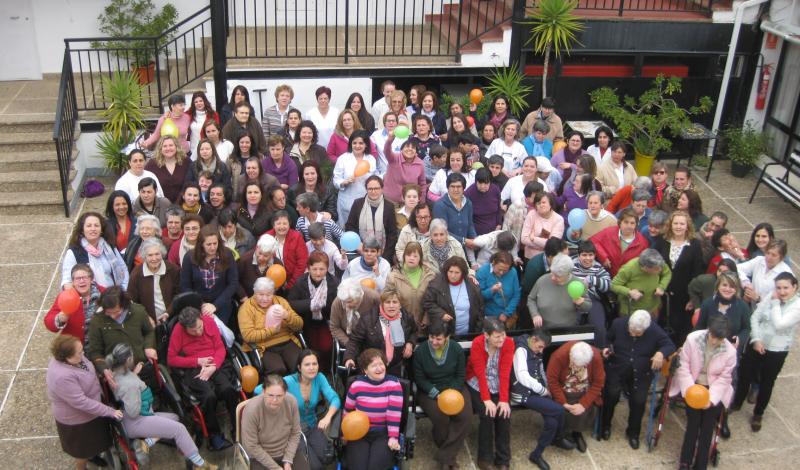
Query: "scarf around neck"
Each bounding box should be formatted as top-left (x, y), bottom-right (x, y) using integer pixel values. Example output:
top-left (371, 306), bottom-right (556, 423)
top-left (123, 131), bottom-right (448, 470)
top-left (379, 306), bottom-right (406, 362)
top-left (358, 196), bottom-right (386, 248)
top-left (430, 240), bottom-right (451, 269)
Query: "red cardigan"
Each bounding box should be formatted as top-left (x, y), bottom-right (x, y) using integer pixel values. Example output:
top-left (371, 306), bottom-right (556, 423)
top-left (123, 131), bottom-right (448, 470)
top-left (546, 340), bottom-right (606, 409)
top-left (589, 225), bottom-right (649, 277)
top-left (606, 185), bottom-right (633, 214)
top-left (167, 314), bottom-right (226, 369)
top-left (465, 334), bottom-right (515, 402)
top-left (43, 285), bottom-right (106, 343)
top-left (266, 228), bottom-right (309, 290)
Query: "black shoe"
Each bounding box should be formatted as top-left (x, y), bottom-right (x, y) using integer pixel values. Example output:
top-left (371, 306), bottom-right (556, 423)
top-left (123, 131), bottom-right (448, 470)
top-left (552, 437), bottom-right (576, 451)
top-left (573, 432), bottom-right (587, 453)
top-left (721, 420), bottom-right (731, 439)
top-left (88, 455), bottom-right (108, 467)
top-left (601, 428), bottom-right (611, 440)
top-left (628, 436), bottom-right (640, 450)
top-left (528, 452), bottom-right (550, 470)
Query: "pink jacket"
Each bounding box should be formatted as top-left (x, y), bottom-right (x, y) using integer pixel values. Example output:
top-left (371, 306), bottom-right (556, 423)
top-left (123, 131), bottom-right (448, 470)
top-left (669, 329), bottom-right (737, 407)
top-left (143, 113), bottom-right (192, 154)
top-left (326, 132), bottom-right (378, 162)
top-left (521, 210), bottom-right (564, 259)
top-left (382, 137), bottom-right (427, 203)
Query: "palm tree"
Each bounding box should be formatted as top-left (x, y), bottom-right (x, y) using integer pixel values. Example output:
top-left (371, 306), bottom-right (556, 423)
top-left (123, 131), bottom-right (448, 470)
top-left (522, 0), bottom-right (584, 98)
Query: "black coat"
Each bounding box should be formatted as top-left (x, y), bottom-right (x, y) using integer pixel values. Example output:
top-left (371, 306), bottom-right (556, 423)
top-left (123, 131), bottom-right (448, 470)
top-left (422, 273), bottom-right (484, 336)
top-left (286, 273), bottom-right (340, 325)
top-left (345, 196), bottom-right (399, 264)
top-left (654, 237), bottom-right (704, 315)
top-left (606, 316), bottom-right (676, 391)
top-left (343, 306), bottom-right (417, 373)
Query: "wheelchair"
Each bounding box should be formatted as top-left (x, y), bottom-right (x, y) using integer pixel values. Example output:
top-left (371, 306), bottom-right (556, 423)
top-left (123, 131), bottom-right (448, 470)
top-left (231, 397), bottom-right (311, 470)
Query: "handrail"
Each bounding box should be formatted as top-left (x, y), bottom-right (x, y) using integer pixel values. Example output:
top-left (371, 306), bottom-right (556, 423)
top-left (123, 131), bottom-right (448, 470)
top-left (52, 49), bottom-right (78, 217)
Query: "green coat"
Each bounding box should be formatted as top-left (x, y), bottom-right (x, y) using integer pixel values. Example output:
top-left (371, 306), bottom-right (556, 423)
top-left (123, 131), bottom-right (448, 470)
top-left (611, 258), bottom-right (672, 315)
top-left (412, 339), bottom-right (465, 398)
top-left (87, 302), bottom-right (155, 372)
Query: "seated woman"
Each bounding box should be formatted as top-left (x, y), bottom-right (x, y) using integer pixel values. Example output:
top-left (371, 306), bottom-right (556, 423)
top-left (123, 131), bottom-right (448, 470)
top-left (46, 335), bottom-right (122, 470)
top-left (527, 254), bottom-right (591, 329)
top-left (521, 193), bottom-right (565, 259)
top-left (342, 236), bottom-right (392, 292)
top-left (395, 201), bottom-right (433, 262)
top-left (465, 317), bottom-right (514, 470)
top-left (287, 252), bottom-right (340, 369)
top-left (105, 190), bottom-right (137, 254)
top-left (476, 252), bottom-right (521, 327)
top-left (421, 218), bottom-right (472, 273)
top-left (343, 349), bottom-right (404, 470)
top-left (62, 212), bottom-right (129, 290)
top-left (343, 290), bottom-right (417, 376)
top-left (521, 119), bottom-right (553, 159)
top-left (344, 175), bottom-right (399, 263)
top-left (386, 241), bottom-right (437, 336)
top-left (167, 214), bottom-right (204, 267)
top-left (671, 317), bottom-right (736, 470)
top-left (217, 208), bottom-right (255, 260)
top-left (596, 142), bottom-right (637, 200)
top-left (546, 341), bottom-right (605, 453)
top-left (241, 374), bottom-right (310, 470)
top-left (128, 239), bottom-right (180, 326)
top-left (733, 272), bottom-right (800, 432)
top-left (239, 277), bottom-right (304, 375)
top-left (423, 256), bottom-right (484, 336)
top-left (576, 191), bottom-right (617, 241)
top-left (601, 311), bottom-right (675, 449)
top-left (237, 234), bottom-right (282, 301)
top-left (570, 241), bottom-right (613, 348)
top-left (44, 264), bottom-right (103, 344)
top-left (179, 225), bottom-right (239, 325)
top-left (465, 168), bottom-right (503, 236)
top-left (329, 278), bottom-right (382, 347)
top-left (266, 210), bottom-right (309, 290)
top-left (611, 248), bottom-right (671, 317)
top-left (237, 182), bottom-right (273, 239)
top-left (108, 343), bottom-right (217, 466)
top-left (168, 307), bottom-right (239, 451)
top-left (284, 350), bottom-right (341, 470)
top-left (124, 214), bottom-right (161, 269)
top-left (589, 208), bottom-right (649, 277)
top-left (412, 320), bottom-right (472, 469)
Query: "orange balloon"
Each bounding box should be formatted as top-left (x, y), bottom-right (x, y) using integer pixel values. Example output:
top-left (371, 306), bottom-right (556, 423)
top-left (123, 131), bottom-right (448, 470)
top-left (553, 141), bottom-right (567, 154)
top-left (437, 389), bottom-right (465, 416)
top-left (685, 384), bottom-right (710, 410)
top-left (469, 88), bottom-right (484, 105)
top-left (266, 264), bottom-right (287, 289)
top-left (240, 365), bottom-right (259, 393)
top-left (354, 159), bottom-right (370, 178)
top-left (58, 288), bottom-right (82, 315)
top-left (467, 116), bottom-right (475, 128)
top-left (360, 278), bottom-right (377, 290)
top-left (691, 309), bottom-right (700, 327)
top-left (341, 410), bottom-right (370, 441)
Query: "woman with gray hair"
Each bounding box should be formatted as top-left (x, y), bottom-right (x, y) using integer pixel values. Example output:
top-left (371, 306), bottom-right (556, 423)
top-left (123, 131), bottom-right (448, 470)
top-left (128, 238), bottom-right (180, 326)
top-left (611, 248), bottom-right (672, 317)
top-left (576, 191), bottom-right (617, 241)
top-left (527, 253), bottom-right (592, 329)
top-left (237, 233), bottom-right (283, 301)
top-left (600, 310), bottom-right (675, 449)
top-left (124, 214), bottom-right (162, 269)
top-left (328, 277), bottom-right (382, 346)
top-left (421, 218), bottom-right (472, 273)
top-left (546, 341), bottom-right (605, 453)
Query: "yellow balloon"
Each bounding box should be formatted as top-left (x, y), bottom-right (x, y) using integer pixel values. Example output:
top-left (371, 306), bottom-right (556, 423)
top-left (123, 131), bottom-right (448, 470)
top-left (160, 118), bottom-right (180, 138)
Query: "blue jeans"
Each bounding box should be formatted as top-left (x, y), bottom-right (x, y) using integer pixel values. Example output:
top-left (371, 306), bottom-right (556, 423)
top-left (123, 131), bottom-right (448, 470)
top-left (521, 394), bottom-right (565, 457)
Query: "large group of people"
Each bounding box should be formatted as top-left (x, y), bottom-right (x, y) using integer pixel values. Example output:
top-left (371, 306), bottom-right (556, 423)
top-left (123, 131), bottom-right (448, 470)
top-left (45, 81), bottom-right (800, 470)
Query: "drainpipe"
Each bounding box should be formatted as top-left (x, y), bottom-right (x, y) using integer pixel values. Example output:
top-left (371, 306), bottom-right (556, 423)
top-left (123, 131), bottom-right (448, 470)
top-left (709, 0), bottom-right (770, 157)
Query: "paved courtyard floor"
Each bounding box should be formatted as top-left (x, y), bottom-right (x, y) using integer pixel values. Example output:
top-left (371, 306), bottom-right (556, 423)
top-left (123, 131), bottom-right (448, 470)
top-left (1, 160), bottom-right (799, 469)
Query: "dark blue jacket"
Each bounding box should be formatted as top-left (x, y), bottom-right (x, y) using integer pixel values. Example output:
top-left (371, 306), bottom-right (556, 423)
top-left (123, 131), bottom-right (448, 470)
top-left (606, 316), bottom-right (676, 391)
top-left (433, 194), bottom-right (477, 244)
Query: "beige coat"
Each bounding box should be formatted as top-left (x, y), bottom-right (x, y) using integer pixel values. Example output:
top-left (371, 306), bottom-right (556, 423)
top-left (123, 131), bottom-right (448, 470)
top-left (385, 265), bottom-right (437, 333)
top-left (328, 287), bottom-right (381, 347)
top-left (421, 236), bottom-right (470, 273)
top-left (596, 159), bottom-right (637, 199)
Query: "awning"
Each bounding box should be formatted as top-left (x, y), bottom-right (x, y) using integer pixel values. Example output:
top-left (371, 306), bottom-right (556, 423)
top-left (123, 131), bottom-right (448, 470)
top-left (761, 19), bottom-right (800, 46)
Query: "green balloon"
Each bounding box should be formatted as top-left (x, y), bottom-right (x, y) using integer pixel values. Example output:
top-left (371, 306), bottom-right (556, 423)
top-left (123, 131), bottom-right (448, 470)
top-left (394, 125), bottom-right (410, 139)
top-left (567, 280), bottom-right (585, 300)
top-left (472, 162), bottom-right (484, 170)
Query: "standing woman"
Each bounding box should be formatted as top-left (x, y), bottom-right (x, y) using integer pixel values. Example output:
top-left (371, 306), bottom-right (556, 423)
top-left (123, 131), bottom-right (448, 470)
top-left (394, 184), bottom-right (421, 229)
top-left (746, 222), bottom-right (776, 258)
top-left (556, 173), bottom-right (593, 216)
top-left (345, 175), bottom-right (399, 262)
top-left (220, 84), bottom-right (253, 127)
top-left (428, 149), bottom-right (476, 201)
top-left (486, 119), bottom-right (527, 177)
top-left (203, 118), bottom-right (233, 164)
top-left (262, 136), bottom-right (299, 190)
top-left (649, 162), bottom-right (670, 208)
top-left (332, 130), bottom-right (378, 226)
top-left (145, 135), bottom-right (191, 203)
top-left (280, 108), bottom-right (303, 148)
top-left (238, 156), bottom-right (280, 203)
top-left (476, 252), bottom-right (521, 326)
top-left (421, 218), bottom-right (471, 273)
top-left (386, 241), bottom-right (437, 335)
top-left (105, 190), bottom-right (137, 254)
top-left (293, 160), bottom-right (338, 220)
top-left (577, 191), bottom-right (617, 241)
top-left (550, 131), bottom-right (589, 180)
top-left (597, 142), bottom-right (637, 200)
top-left (290, 121), bottom-right (331, 182)
top-left (62, 212), bottom-right (129, 290)
top-left (306, 86), bottom-right (339, 149)
top-left (422, 256), bottom-right (484, 336)
top-left (415, 90), bottom-right (448, 137)
top-left (185, 138), bottom-right (232, 193)
top-left (177, 182), bottom-right (213, 224)
top-left (44, 264), bottom-right (104, 344)
top-left (46, 335), bottom-right (122, 470)
top-left (228, 133), bottom-right (261, 198)
top-left (237, 182), bottom-right (272, 238)
top-left (586, 125), bottom-right (613, 166)
top-left (143, 95), bottom-right (191, 154)
top-left (266, 210), bottom-right (309, 290)
top-left (261, 84), bottom-right (296, 139)
top-left (382, 132), bottom-right (427, 206)
top-left (395, 201), bottom-right (433, 261)
top-left (114, 149), bottom-right (164, 201)
top-left (521, 193), bottom-right (565, 259)
top-left (167, 214), bottom-right (203, 267)
top-left (444, 113), bottom-right (474, 148)
top-left (482, 95), bottom-right (517, 132)
top-left (676, 189), bottom-right (709, 232)
top-left (346, 92), bottom-right (376, 134)
top-left (654, 210), bottom-right (704, 345)
top-left (179, 225), bottom-right (239, 324)
top-left (465, 168), bottom-right (503, 236)
top-left (186, 91), bottom-right (219, 160)
top-left (733, 272), bottom-right (800, 431)
top-left (407, 114), bottom-right (441, 162)
top-left (327, 109), bottom-right (363, 162)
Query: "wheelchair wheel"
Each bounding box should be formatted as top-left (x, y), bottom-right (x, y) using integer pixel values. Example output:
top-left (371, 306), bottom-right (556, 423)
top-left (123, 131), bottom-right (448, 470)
top-left (710, 449), bottom-right (720, 467)
top-left (157, 364), bottom-right (185, 418)
top-left (104, 447), bottom-right (124, 470)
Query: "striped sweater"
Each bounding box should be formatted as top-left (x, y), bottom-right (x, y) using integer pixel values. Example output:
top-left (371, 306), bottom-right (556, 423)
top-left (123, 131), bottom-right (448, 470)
top-left (344, 375), bottom-right (403, 438)
top-left (571, 257), bottom-right (611, 299)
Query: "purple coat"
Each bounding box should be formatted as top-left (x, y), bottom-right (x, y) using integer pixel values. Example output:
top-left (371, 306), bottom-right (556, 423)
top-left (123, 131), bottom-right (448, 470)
top-left (550, 148), bottom-right (589, 178)
top-left (261, 155), bottom-right (299, 187)
top-left (466, 183), bottom-right (503, 235)
top-left (46, 356), bottom-right (117, 425)
top-left (555, 184), bottom-right (588, 215)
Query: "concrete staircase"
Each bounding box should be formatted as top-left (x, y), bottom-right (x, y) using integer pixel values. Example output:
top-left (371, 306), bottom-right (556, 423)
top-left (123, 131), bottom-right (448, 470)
top-left (0, 114), bottom-right (77, 216)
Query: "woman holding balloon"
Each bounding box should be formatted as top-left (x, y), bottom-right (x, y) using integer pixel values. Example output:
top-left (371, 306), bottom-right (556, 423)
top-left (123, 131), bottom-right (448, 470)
top-left (143, 95), bottom-right (191, 154)
top-left (670, 316), bottom-right (736, 470)
top-left (412, 319), bottom-right (472, 470)
top-left (45, 264), bottom-right (104, 344)
top-left (332, 130), bottom-right (377, 226)
top-left (382, 128), bottom-right (427, 205)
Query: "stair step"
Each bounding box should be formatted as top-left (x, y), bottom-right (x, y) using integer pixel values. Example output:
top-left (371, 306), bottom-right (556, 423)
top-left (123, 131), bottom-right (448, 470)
top-left (0, 190), bottom-right (70, 216)
top-left (0, 150), bottom-right (63, 172)
top-left (0, 170), bottom-right (66, 192)
top-left (0, 131), bottom-right (56, 152)
top-left (0, 114), bottom-right (56, 133)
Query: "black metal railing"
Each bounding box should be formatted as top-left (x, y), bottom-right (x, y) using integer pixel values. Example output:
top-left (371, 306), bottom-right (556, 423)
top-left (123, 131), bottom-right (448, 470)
top-left (53, 50), bottom-right (78, 217)
top-left (66, 5), bottom-right (212, 112)
top-left (527, 0), bottom-right (713, 16)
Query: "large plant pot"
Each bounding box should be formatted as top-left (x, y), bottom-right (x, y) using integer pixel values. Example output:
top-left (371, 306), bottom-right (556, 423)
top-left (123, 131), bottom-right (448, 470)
top-left (634, 149), bottom-right (656, 176)
top-left (133, 62), bottom-right (155, 85)
top-left (730, 161), bottom-right (754, 178)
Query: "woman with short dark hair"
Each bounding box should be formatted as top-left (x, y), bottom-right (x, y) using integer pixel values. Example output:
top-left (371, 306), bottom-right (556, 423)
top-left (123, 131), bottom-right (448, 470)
top-left (423, 255), bottom-right (484, 336)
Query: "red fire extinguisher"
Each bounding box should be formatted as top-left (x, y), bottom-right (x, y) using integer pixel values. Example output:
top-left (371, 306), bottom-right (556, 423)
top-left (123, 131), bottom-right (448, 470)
top-left (756, 64), bottom-right (772, 110)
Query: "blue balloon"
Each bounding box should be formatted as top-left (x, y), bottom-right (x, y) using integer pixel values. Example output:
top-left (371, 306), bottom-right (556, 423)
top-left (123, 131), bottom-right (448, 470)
top-left (567, 208), bottom-right (587, 230)
top-left (340, 231), bottom-right (361, 251)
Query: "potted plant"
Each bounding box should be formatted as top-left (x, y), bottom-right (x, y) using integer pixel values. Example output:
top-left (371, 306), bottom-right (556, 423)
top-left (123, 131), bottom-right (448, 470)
top-left (483, 63), bottom-right (534, 117)
top-left (721, 121), bottom-right (770, 177)
top-left (521, 0), bottom-right (585, 98)
top-left (96, 71), bottom-right (146, 174)
top-left (589, 74), bottom-right (713, 175)
top-left (94, 0), bottom-right (178, 84)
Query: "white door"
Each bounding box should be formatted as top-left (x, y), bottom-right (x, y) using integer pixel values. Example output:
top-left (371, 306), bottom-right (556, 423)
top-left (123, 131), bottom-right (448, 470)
top-left (0, 1), bottom-right (42, 80)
